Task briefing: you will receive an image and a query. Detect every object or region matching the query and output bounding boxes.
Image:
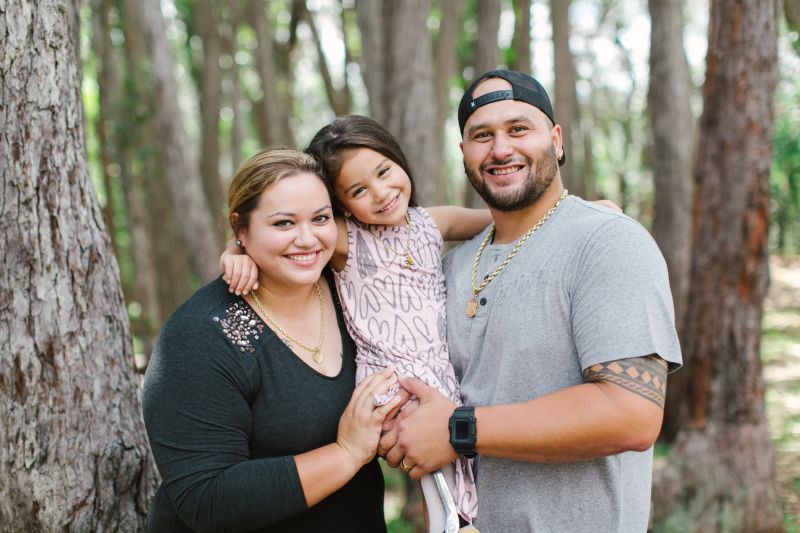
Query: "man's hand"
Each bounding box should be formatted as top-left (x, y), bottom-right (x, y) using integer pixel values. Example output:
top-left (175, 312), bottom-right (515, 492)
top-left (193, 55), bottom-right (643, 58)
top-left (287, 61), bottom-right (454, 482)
top-left (378, 377), bottom-right (458, 480)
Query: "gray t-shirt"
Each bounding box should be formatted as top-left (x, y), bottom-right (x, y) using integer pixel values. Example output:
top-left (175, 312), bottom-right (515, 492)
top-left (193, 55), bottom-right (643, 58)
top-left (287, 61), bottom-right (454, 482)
top-left (443, 196), bottom-right (682, 533)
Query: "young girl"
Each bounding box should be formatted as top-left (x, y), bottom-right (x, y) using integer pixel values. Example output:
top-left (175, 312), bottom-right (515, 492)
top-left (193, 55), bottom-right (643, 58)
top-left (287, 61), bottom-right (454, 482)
top-left (223, 115), bottom-right (489, 532)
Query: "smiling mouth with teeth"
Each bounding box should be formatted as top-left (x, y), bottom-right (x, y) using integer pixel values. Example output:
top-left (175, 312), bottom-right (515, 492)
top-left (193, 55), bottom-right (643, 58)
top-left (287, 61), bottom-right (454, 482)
top-left (288, 252), bottom-right (318, 263)
top-left (489, 165), bottom-right (525, 176)
top-left (377, 195), bottom-right (399, 213)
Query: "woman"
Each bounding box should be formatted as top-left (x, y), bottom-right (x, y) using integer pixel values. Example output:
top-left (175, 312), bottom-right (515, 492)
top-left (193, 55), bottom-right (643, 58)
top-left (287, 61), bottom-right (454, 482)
top-left (142, 148), bottom-right (402, 532)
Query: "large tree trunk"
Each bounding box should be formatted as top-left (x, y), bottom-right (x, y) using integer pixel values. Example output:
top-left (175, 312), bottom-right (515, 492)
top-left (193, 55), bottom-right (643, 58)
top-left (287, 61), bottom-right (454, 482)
top-left (0, 1), bottom-right (157, 529)
top-left (647, 0), bottom-right (695, 442)
top-left (550, 0), bottom-right (584, 198)
top-left (651, 1), bottom-right (783, 531)
top-left (136, 0), bottom-right (222, 282)
top-left (356, 0), bottom-right (445, 205)
top-left (464, 0), bottom-right (502, 209)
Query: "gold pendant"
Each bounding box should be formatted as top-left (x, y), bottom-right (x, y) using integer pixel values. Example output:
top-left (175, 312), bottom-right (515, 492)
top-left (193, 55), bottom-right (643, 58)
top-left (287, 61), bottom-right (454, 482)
top-left (466, 298), bottom-right (479, 318)
top-left (313, 348), bottom-right (324, 365)
top-left (404, 256), bottom-right (414, 267)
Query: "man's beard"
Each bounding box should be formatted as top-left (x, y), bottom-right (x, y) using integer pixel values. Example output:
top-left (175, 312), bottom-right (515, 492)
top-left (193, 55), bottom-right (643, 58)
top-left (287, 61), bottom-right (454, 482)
top-left (465, 144), bottom-right (558, 212)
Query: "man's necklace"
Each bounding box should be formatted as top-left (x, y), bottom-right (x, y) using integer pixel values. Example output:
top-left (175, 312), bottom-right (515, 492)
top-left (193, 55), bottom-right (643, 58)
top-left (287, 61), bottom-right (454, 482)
top-left (251, 282), bottom-right (326, 364)
top-left (377, 212), bottom-right (415, 267)
top-left (467, 189), bottom-right (568, 318)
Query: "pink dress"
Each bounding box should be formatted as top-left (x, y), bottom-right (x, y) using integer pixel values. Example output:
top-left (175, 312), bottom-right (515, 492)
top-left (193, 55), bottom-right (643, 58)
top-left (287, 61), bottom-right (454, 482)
top-left (334, 207), bottom-right (478, 523)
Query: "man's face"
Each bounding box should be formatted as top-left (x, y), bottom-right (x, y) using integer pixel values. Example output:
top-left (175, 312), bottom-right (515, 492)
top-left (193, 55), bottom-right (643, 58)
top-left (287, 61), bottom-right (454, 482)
top-left (460, 78), bottom-right (562, 211)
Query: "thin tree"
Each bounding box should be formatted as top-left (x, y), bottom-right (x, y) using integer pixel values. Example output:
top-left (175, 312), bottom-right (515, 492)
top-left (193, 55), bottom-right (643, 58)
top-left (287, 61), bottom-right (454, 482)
top-left (0, 0), bottom-right (157, 529)
top-left (647, 0), bottom-right (695, 441)
top-left (550, 0), bottom-right (584, 198)
top-left (651, 1), bottom-right (783, 530)
top-left (511, 0), bottom-right (532, 74)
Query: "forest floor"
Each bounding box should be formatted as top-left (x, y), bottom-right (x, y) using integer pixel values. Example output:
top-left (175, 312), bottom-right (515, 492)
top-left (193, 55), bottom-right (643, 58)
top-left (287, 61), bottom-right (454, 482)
top-left (764, 255), bottom-right (800, 530)
top-left (382, 255), bottom-right (800, 532)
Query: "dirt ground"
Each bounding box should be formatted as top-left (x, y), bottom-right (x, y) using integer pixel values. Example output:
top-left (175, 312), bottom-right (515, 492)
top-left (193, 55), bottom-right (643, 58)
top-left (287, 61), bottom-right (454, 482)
top-left (765, 256), bottom-right (800, 528)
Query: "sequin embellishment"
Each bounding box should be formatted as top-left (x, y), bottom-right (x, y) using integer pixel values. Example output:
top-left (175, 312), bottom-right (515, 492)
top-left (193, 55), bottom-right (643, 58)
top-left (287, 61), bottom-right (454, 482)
top-left (214, 301), bottom-right (264, 353)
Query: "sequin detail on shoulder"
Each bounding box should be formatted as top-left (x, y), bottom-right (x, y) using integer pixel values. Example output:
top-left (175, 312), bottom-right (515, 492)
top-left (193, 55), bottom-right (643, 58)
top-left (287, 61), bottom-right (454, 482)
top-left (213, 301), bottom-right (265, 353)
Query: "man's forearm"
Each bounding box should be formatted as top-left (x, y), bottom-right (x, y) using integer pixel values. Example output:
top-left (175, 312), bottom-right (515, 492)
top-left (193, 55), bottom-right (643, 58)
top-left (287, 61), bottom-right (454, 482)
top-left (475, 381), bottom-right (664, 463)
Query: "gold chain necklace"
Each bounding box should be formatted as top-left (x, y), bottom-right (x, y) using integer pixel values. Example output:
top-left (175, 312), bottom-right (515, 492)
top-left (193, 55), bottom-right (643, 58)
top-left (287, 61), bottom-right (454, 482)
top-left (467, 189), bottom-right (568, 318)
top-left (377, 212), bottom-right (415, 267)
top-left (251, 282), bottom-right (326, 364)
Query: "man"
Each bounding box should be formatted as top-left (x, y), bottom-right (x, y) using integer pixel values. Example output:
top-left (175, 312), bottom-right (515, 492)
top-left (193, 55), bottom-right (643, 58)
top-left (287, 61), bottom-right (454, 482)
top-left (380, 70), bottom-right (682, 532)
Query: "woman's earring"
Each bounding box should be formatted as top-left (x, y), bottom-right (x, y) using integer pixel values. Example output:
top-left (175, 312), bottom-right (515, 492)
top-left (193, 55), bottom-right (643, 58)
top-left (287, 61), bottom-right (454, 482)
top-left (344, 211), bottom-right (351, 218)
top-left (235, 239), bottom-right (243, 247)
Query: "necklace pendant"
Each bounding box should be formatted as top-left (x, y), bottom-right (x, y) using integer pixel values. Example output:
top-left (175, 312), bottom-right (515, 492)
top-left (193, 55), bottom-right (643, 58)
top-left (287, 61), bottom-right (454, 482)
top-left (466, 298), bottom-right (479, 318)
top-left (312, 348), bottom-right (324, 365)
top-left (404, 256), bottom-right (414, 267)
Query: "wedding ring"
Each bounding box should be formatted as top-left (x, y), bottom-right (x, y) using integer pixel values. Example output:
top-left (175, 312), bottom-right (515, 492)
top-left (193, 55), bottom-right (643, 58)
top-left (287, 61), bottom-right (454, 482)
top-left (400, 459), bottom-right (412, 473)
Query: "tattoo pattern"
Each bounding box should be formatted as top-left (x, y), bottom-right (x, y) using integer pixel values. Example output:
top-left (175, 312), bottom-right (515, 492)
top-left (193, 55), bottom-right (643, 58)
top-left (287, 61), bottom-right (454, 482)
top-left (583, 355), bottom-right (667, 408)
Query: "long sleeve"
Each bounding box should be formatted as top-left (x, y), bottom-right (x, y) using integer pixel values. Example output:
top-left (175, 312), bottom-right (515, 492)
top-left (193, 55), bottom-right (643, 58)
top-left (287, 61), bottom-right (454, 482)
top-left (142, 308), bottom-right (307, 532)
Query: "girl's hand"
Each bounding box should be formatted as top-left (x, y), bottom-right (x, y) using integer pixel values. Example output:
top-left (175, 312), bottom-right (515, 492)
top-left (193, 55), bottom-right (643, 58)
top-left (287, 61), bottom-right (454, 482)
top-left (593, 199), bottom-right (623, 213)
top-left (337, 368), bottom-right (404, 468)
top-left (220, 246), bottom-right (259, 295)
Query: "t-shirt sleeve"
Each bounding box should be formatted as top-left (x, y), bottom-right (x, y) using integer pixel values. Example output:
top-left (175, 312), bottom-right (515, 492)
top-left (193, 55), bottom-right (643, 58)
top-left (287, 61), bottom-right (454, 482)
top-left (571, 217), bottom-right (682, 372)
top-left (142, 316), bottom-right (307, 532)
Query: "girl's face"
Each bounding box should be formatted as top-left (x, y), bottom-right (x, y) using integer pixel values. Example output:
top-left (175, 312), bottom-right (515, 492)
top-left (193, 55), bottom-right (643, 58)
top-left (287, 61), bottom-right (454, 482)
top-left (334, 148), bottom-right (412, 227)
top-left (237, 172), bottom-right (337, 290)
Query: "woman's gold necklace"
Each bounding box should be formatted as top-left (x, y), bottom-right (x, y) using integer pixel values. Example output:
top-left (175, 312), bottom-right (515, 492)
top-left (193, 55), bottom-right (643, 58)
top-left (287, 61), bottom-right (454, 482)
top-left (377, 212), bottom-right (415, 267)
top-left (251, 282), bottom-right (326, 364)
top-left (467, 189), bottom-right (568, 318)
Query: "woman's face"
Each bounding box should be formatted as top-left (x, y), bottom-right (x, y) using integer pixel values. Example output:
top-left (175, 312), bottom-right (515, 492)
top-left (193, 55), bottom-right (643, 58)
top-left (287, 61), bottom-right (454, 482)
top-left (238, 172), bottom-right (337, 289)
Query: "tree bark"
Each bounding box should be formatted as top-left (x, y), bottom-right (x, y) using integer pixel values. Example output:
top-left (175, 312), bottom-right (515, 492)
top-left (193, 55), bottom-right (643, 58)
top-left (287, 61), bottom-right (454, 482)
top-left (0, 1), bottom-right (157, 529)
top-left (464, 0), bottom-right (502, 209)
top-left (550, 0), bottom-right (584, 198)
top-left (136, 0), bottom-right (222, 282)
top-left (196, 0), bottom-right (226, 219)
top-left (651, 1), bottom-right (783, 531)
top-left (647, 0), bottom-right (695, 442)
top-left (511, 0), bottom-right (532, 74)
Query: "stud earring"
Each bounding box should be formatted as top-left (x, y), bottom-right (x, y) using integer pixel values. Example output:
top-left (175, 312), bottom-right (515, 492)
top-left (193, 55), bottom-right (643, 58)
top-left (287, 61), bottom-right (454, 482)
top-left (235, 239), bottom-right (243, 247)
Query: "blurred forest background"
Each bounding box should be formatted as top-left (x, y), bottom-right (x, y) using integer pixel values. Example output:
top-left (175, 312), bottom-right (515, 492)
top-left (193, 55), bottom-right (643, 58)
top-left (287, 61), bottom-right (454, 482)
top-left (2, 0), bottom-right (800, 531)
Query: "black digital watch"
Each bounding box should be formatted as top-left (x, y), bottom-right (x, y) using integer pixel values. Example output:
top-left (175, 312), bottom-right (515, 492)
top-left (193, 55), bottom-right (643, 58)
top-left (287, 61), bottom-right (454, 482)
top-left (449, 406), bottom-right (477, 458)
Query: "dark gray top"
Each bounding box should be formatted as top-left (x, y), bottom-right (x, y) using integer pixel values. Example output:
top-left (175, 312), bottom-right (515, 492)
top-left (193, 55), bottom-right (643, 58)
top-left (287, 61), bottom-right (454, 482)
top-left (142, 276), bottom-right (385, 533)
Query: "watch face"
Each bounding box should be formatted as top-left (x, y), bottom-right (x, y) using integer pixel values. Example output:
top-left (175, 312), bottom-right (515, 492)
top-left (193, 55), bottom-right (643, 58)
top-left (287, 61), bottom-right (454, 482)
top-left (455, 419), bottom-right (471, 440)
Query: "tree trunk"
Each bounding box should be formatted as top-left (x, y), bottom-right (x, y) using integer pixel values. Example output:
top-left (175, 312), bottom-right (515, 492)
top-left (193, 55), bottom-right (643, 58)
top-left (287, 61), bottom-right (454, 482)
top-left (305, 3), bottom-right (349, 116)
top-left (250, 0), bottom-right (292, 146)
top-left (355, 0), bottom-right (387, 124)
top-left (550, 0), bottom-right (584, 198)
top-left (196, 0), bottom-right (226, 219)
top-left (511, 0), bottom-right (532, 74)
top-left (222, 0), bottom-right (245, 173)
top-left (464, 0), bottom-right (502, 209)
top-left (91, 0), bottom-right (122, 260)
top-left (651, 2), bottom-right (783, 531)
top-left (0, 1), bottom-right (157, 529)
top-left (136, 0), bottom-right (222, 282)
top-left (647, 0), bottom-right (695, 442)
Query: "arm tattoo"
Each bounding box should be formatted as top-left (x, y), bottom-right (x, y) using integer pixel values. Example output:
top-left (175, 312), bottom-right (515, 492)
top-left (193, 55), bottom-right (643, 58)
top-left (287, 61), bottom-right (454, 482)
top-left (582, 355), bottom-right (668, 409)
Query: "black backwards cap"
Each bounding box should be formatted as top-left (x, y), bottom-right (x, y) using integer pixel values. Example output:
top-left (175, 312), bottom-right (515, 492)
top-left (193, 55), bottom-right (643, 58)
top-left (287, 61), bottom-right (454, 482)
top-left (458, 70), bottom-right (565, 166)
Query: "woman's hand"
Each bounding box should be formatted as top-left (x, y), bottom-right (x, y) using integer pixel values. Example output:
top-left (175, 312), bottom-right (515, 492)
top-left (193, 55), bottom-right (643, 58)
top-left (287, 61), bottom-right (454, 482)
top-left (219, 244), bottom-right (259, 295)
top-left (336, 368), bottom-right (404, 469)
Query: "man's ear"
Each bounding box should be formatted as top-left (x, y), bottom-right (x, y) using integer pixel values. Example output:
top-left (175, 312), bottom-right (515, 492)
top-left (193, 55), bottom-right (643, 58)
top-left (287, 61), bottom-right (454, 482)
top-left (550, 123), bottom-right (563, 153)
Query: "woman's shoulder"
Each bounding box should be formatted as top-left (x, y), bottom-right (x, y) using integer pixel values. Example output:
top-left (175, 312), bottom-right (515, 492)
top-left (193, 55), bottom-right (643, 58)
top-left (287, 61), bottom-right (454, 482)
top-left (156, 278), bottom-right (264, 366)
